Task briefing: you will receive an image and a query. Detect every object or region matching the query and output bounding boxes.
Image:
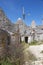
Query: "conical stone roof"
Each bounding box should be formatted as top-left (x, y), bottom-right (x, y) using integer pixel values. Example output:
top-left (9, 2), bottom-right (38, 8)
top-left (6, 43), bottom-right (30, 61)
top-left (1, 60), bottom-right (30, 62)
top-left (16, 18), bottom-right (26, 25)
top-left (31, 20), bottom-right (36, 28)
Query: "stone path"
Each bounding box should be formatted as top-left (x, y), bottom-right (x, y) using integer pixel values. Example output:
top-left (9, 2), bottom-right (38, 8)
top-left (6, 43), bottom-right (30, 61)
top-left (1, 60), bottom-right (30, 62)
top-left (23, 44), bottom-right (43, 65)
top-left (28, 44), bottom-right (43, 60)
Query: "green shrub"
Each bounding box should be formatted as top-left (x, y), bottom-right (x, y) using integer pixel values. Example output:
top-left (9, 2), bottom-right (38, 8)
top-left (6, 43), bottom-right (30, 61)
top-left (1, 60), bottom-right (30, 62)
top-left (29, 40), bottom-right (38, 45)
top-left (1, 58), bottom-right (21, 65)
top-left (1, 59), bottom-right (12, 65)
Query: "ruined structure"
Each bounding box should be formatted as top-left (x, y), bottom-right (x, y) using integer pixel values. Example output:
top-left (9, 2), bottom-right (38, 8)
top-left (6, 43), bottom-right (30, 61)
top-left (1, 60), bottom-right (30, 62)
top-left (0, 8), bottom-right (43, 64)
top-left (0, 8), bottom-right (25, 65)
top-left (0, 8), bottom-right (21, 63)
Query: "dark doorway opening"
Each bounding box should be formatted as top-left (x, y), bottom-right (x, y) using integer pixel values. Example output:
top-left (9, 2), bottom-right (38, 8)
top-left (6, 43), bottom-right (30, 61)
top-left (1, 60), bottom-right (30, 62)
top-left (20, 37), bottom-right (21, 43)
top-left (7, 35), bottom-right (10, 45)
top-left (25, 37), bottom-right (28, 43)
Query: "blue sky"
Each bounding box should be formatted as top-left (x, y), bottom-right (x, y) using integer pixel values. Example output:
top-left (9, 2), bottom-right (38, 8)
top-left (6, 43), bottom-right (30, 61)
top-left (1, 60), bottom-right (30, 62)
top-left (0, 0), bottom-right (43, 26)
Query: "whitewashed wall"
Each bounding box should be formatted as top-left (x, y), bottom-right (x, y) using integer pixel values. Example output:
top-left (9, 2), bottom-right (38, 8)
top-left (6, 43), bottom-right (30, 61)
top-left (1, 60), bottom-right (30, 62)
top-left (21, 36), bottom-right (25, 42)
top-left (28, 36), bottom-right (32, 43)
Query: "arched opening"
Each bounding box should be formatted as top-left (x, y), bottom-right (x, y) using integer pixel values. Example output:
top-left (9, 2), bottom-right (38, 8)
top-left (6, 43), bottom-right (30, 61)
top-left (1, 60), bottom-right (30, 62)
top-left (0, 29), bottom-right (10, 47)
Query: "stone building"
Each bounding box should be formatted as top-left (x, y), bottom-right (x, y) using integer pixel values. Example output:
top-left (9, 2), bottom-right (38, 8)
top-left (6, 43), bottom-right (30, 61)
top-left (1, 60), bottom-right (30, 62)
top-left (16, 18), bottom-right (43, 43)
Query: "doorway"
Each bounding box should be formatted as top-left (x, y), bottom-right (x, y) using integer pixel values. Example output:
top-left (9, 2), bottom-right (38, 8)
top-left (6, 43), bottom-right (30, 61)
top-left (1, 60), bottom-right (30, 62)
top-left (25, 37), bottom-right (28, 43)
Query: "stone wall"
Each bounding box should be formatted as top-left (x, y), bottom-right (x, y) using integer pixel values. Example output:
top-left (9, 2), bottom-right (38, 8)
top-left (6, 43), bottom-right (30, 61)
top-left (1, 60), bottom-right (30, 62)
top-left (0, 29), bottom-right (10, 60)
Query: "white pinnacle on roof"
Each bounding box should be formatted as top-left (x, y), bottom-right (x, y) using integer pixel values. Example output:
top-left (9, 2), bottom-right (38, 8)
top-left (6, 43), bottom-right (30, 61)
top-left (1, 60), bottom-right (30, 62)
top-left (31, 20), bottom-right (36, 28)
top-left (17, 18), bottom-right (22, 21)
top-left (16, 17), bottom-right (26, 26)
top-left (16, 18), bottom-right (23, 25)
